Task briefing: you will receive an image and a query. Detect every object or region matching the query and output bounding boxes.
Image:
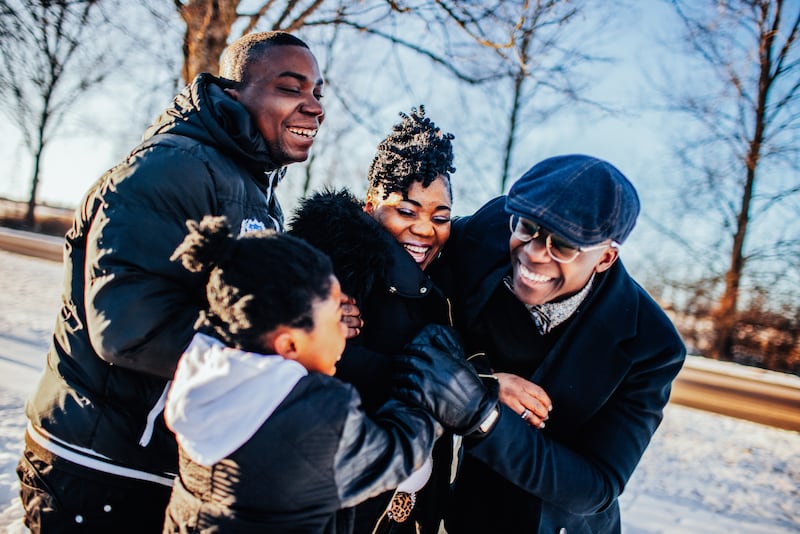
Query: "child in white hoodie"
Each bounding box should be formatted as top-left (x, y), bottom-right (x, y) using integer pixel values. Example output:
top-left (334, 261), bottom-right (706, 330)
top-left (161, 215), bottom-right (496, 533)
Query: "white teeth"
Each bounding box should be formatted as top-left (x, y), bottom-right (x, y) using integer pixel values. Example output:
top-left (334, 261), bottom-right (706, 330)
top-left (403, 244), bottom-right (429, 263)
top-left (288, 127), bottom-right (317, 138)
top-left (519, 263), bottom-right (552, 283)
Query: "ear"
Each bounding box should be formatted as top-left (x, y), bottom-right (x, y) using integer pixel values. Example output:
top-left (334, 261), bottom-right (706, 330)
top-left (594, 246), bottom-right (619, 273)
top-left (223, 87), bottom-right (240, 101)
top-left (263, 328), bottom-right (299, 359)
top-left (363, 193), bottom-right (376, 215)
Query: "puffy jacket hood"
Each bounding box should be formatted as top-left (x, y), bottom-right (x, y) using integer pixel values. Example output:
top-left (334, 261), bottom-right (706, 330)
top-left (165, 333), bottom-right (307, 466)
top-left (144, 73), bottom-right (282, 176)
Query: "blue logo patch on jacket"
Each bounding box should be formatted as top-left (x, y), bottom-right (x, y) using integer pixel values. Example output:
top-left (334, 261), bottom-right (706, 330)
top-left (239, 218), bottom-right (267, 236)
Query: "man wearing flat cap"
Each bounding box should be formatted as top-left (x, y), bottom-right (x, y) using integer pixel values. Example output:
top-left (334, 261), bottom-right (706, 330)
top-left (439, 154), bottom-right (686, 533)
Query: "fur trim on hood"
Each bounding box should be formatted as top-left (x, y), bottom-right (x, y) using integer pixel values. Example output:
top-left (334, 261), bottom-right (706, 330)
top-left (289, 188), bottom-right (430, 304)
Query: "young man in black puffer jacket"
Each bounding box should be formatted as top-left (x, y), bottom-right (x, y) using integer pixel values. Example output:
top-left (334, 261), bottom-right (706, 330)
top-left (17, 31), bottom-right (364, 533)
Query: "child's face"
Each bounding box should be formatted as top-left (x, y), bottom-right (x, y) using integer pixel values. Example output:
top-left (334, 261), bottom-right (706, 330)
top-left (293, 276), bottom-right (348, 375)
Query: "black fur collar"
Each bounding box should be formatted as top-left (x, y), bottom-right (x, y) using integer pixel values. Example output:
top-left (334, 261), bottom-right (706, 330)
top-left (288, 188), bottom-right (432, 304)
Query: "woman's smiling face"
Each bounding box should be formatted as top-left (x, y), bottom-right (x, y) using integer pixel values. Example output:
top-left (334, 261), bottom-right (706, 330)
top-left (365, 176), bottom-right (452, 271)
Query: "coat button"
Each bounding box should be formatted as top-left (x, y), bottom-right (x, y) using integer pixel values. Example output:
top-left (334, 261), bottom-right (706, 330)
top-left (556, 528), bottom-right (567, 534)
top-left (419, 286), bottom-right (428, 294)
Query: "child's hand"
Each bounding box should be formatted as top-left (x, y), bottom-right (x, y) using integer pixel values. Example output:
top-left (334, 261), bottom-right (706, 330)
top-left (495, 372), bottom-right (552, 429)
top-left (393, 324), bottom-right (499, 436)
top-left (341, 294), bottom-right (363, 339)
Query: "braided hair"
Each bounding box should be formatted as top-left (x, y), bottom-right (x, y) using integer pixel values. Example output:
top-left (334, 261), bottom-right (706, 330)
top-left (171, 215), bottom-right (334, 353)
top-left (367, 105), bottom-right (455, 200)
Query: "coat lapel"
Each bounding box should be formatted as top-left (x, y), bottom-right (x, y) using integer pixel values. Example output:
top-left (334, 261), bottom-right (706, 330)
top-left (531, 262), bottom-right (640, 435)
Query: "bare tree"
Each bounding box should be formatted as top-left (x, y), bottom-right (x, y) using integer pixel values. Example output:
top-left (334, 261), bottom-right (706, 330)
top-left (662, 0), bottom-right (800, 361)
top-left (172, 0), bottom-right (531, 85)
top-left (0, 0), bottom-right (120, 228)
top-left (485, 0), bottom-right (613, 193)
top-left (171, 1), bottom-right (611, 203)
top-left (175, 0), bottom-right (239, 84)
top-left (0, 0), bottom-right (128, 227)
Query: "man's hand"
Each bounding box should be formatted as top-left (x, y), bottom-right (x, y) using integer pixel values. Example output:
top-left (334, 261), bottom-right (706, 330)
top-left (495, 372), bottom-right (552, 429)
top-left (341, 294), bottom-right (363, 339)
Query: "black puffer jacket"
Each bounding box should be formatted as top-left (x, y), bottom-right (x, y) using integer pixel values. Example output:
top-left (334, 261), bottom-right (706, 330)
top-left (162, 333), bottom-right (444, 534)
top-left (289, 189), bottom-right (454, 534)
top-left (25, 73), bottom-right (287, 479)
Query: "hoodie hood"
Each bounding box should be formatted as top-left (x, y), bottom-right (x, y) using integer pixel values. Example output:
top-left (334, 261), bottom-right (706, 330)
top-left (143, 73), bottom-right (282, 176)
top-left (165, 333), bottom-right (307, 466)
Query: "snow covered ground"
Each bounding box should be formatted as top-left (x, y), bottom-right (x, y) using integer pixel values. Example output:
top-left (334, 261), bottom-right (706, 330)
top-left (0, 249), bottom-right (797, 533)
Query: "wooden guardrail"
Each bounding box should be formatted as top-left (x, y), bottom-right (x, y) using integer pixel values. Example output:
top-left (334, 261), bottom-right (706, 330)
top-left (671, 356), bottom-right (800, 432)
top-left (0, 227), bottom-right (63, 262)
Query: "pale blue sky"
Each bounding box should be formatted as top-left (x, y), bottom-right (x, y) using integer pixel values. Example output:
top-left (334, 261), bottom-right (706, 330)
top-left (0, 2), bottom-right (676, 217)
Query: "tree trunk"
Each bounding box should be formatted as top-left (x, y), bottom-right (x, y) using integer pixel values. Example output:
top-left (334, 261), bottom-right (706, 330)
top-left (24, 146), bottom-right (43, 229)
top-left (178, 0), bottom-right (240, 84)
top-left (709, 1), bottom-right (773, 360)
top-left (302, 151), bottom-right (316, 197)
top-left (500, 70), bottom-right (524, 194)
top-left (710, 160), bottom-right (756, 360)
top-left (499, 31), bottom-right (532, 194)
top-left (25, 108), bottom-right (49, 230)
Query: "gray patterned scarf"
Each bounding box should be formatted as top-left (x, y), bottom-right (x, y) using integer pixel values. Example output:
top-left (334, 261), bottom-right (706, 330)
top-left (504, 273), bottom-right (595, 335)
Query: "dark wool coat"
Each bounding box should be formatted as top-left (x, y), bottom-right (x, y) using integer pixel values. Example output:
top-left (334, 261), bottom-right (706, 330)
top-left (440, 197), bottom-right (686, 534)
top-left (25, 73), bottom-right (287, 479)
top-left (289, 190), bottom-right (454, 534)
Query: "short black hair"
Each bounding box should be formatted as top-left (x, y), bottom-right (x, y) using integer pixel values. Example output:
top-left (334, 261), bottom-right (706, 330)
top-left (171, 215), bottom-right (334, 353)
top-left (219, 31), bottom-right (310, 85)
top-left (367, 105), bottom-right (455, 200)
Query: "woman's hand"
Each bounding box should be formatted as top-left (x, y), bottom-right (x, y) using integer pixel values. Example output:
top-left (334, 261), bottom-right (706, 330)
top-left (495, 372), bottom-right (552, 429)
top-left (341, 294), bottom-right (364, 339)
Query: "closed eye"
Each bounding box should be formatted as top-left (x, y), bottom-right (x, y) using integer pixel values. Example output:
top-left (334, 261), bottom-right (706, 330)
top-left (550, 236), bottom-right (579, 253)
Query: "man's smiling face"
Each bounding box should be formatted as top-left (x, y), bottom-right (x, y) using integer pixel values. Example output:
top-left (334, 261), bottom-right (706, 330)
top-left (226, 45), bottom-right (325, 166)
top-left (508, 230), bottom-right (617, 306)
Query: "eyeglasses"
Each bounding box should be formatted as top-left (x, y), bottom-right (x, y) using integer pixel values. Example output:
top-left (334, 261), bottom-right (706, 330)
top-left (509, 214), bottom-right (615, 264)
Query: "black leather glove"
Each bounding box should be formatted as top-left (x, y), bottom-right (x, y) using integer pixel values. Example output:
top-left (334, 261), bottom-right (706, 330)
top-left (393, 324), bottom-right (499, 436)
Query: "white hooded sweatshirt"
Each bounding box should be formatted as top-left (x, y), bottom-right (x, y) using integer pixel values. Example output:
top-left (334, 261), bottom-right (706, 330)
top-left (165, 332), bottom-right (307, 466)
